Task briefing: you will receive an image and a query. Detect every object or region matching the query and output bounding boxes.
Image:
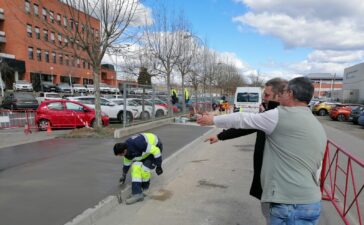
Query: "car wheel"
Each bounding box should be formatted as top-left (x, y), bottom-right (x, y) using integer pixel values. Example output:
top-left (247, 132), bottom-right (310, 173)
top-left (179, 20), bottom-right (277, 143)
top-left (318, 109), bottom-right (327, 116)
top-left (337, 114), bottom-right (346, 122)
top-left (156, 109), bottom-right (164, 117)
top-left (141, 111), bottom-right (150, 120)
top-left (38, 119), bottom-right (50, 131)
top-left (117, 111), bottom-right (133, 124)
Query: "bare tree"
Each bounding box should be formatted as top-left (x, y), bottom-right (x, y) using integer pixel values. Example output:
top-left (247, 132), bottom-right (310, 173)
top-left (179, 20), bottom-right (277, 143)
top-left (248, 71), bottom-right (265, 87)
top-left (37, 0), bottom-right (141, 128)
top-left (142, 5), bottom-right (185, 116)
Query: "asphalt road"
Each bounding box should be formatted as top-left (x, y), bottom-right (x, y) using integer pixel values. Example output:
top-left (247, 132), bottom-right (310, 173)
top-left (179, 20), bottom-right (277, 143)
top-left (0, 124), bottom-right (211, 225)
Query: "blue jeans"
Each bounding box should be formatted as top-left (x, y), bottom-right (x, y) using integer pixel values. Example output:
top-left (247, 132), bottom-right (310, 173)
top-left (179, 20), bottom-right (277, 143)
top-left (270, 202), bottom-right (321, 225)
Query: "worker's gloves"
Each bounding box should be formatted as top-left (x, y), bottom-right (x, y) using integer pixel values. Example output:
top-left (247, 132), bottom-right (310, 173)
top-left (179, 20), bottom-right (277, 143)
top-left (155, 167), bottom-right (163, 176)
top-left (119, 173), bottom-right (126, 184)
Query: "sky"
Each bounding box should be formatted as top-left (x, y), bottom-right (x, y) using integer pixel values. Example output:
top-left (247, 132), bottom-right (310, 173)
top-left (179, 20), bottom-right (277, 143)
top-left (140, 0), bottom-right (364, 80)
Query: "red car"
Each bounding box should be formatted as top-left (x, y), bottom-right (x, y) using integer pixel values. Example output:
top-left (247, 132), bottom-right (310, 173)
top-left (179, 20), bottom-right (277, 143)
top-left (35, 99), bottom-right (109, 131)
top-left (329, 104), bottom-right (360, 122)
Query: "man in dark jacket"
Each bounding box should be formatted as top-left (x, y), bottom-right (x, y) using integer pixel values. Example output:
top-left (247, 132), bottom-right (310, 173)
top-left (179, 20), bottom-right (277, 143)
top-left (114, 133), bottom-right (163, 205)
top-left (205, 78), bottom-right (287, 224)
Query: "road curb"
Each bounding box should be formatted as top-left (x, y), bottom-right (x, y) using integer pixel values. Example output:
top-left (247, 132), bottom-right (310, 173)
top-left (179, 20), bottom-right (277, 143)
top-left (64, 124), bottom-right (217, 225)
top-left (114, 117), bottom-right (176, 138)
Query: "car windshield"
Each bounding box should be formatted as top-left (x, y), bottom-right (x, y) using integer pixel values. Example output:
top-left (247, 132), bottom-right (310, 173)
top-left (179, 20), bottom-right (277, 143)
top-left (15, 93), bottom-right (35, 100)
top-left (47, 93), bottom-right (61, 98)
top-left (16, 80), bottom-right (29, 84)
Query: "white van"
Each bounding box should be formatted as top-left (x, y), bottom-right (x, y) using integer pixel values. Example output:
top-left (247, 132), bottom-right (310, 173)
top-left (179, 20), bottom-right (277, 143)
top-left (234, 87), bottom-right (262, 113)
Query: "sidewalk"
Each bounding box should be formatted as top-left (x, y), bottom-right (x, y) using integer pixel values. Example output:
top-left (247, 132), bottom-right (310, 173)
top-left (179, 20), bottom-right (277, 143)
top-left (93, 127), bottom-right (343, 225)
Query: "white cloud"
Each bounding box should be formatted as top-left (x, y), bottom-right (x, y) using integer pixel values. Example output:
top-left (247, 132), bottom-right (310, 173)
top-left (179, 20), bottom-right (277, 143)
top-left (232, 0), bottom-right (364, 76)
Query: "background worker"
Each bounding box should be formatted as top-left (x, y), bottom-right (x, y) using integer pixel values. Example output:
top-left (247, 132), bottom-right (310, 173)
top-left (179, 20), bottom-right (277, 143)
top-left (170, 87), bottom-right (178, 105)
top-left (113, 133), bottom-right (163, 205)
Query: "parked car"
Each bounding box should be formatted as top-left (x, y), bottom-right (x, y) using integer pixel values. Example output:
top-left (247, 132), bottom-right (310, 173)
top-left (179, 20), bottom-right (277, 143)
top-left (129, 98), bottom-right (168, 117)
top-left (109, 86), bottom-right (120, 94)
top-left (13, 80), bottom-right (33, 92)
top-left (358, 111), bottom-right (364, 127)
top-left (85, 84), bottom-right (94, 93)
top-left (147, 98), bottom-right (179, 113)
top-left (56, 83), bottom-right (72, 93)
top-left (72, 84), bottom-right (87, 93)
top-left (35, 99), bottom-right (109, 131)
top-left (1, 92), bottom-right (38, 110)
top-left (39, 81), bottom-right (57, 92)
top-left (100, 83), bottom-right (111, 94)
top-left (312, 101), bottom-right (340, 116)
top-left (349, 105), bottom-right (364, 124)
top-left (329, 104), bottom-right (361, 121)
top-left (36, 92), bottom-right (62, 104)
top-left (66, 96), bottom-right (138, 123)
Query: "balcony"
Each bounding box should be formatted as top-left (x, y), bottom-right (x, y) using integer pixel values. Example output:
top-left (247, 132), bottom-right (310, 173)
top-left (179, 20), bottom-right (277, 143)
top-left (0, 8), bottom-right (4, 20)
top-left (0, 31), bottom-right (5, 43)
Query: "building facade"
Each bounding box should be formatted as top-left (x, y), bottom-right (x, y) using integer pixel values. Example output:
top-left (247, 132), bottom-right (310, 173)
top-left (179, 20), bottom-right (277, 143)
top-left (0, 0), bottom-right (117, 91)
top-left (306, 73), bottom-right (343, 98)
top-left (343, 62), bottom-right (364, 103)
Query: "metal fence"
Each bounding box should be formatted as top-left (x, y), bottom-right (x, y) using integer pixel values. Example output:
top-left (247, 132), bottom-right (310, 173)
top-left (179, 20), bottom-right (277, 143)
top-left (321, 140), bottom-right (364, 225)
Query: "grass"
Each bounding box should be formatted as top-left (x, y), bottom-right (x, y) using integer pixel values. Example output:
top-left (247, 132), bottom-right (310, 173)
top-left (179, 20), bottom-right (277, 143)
top-left (62, 126), bottom-right (115, 138)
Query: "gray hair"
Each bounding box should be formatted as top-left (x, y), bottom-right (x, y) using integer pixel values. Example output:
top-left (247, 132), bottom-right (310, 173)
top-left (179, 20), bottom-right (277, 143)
top-left (265, 77), bottom-right (288, 95)
top-left (287, 77), bottom-right (314, 104)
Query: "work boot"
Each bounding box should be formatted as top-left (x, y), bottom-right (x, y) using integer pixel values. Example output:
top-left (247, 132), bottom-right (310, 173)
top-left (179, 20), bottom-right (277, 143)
top-left (143, 189), bottom-right (150, 197)
top-left (125, 193), bottom-right (144, 205)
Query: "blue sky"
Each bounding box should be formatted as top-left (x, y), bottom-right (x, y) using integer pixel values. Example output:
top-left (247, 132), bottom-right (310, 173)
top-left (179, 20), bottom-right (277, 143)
top-left (142, 0), bottom-right (364, 80)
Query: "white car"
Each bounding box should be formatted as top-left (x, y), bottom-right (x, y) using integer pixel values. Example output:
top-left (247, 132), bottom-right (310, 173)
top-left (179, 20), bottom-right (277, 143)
top-left (109, 86), bottom-right (120, 94)
top-left (66, 96), bottom-right (138, 123)
top-left (111, 98), bottom-right (151, 119)
top-left (85, 84), bottom-right (94, 93)
top-left (36, 92), bottom-right (62, 103)
top-left (72, 84), bottom-right (87, 93)
top-left (128, 98), bottom-right (167, 117)
top-left (100, 83), bottom-right (111, 94)
top-left (13, 80), bottom-right (33, 92)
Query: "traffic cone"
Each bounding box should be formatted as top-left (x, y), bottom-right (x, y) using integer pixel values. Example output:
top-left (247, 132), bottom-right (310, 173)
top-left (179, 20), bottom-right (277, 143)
top-left (47, 123), bottom-right (52, 134)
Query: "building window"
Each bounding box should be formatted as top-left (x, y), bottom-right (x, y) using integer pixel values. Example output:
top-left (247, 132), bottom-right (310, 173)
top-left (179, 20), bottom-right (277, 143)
top-left (57, 14), bottom-right (61, 25)
top-left (70, 19), bottom-right (74, 29)
top-left (33, 4), bottom-right (39, 16)
top-left (45, 51), bottom-right (49, 63)
top-left (58, 33), bottom-right (62, 45)
top-left (42, 7), bottom-right (47, 20)
top-left (52, 52), bottom-right (56, 63)
top-left (50, 32), bottom-right (55, 44)
top-left (43, 29), bottom-right (48, 41)
top-left (49, 11), bottom-right (54, 23)
top-left (35, 27), bottom-right (40, 39)
top-left (28, 47), bottom-right (34, 60)
top-left (25, 0), bottom-right (30, 13)
top-left (65, 55), bottom-right (69, 65)
top-left (36, 48), bottom-right (42, 61)
top-left (63, 16), bottom-right (68, 27)
top-left (26, 24), bottom-right (32, 37)
top-left (59, 54), bottom-right (63, 65)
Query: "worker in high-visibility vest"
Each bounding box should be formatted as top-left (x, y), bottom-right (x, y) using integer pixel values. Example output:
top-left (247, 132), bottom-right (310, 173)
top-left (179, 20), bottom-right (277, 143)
top-left (113, 133), bottom-right (163, 205)
top-left (184, 88), bottom-right (190, 104)
top-left (170, 88), bottom-right (178, 104)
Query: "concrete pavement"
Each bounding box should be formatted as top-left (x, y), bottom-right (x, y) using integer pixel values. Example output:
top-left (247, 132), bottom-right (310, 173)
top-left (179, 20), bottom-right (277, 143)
top-left (93, 128), bottom-right (343, 225)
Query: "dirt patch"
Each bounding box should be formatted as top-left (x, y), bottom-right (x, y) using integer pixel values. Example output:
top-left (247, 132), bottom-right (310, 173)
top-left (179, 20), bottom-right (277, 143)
top-left (62, 127), bottom-right (115, 138)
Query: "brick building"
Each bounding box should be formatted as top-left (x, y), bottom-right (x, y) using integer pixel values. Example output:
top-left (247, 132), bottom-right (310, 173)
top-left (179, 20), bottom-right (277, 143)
top-left (0, 0), bottom-right (117, 91)
top-left (306, 73), bottom-right (343, 98)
